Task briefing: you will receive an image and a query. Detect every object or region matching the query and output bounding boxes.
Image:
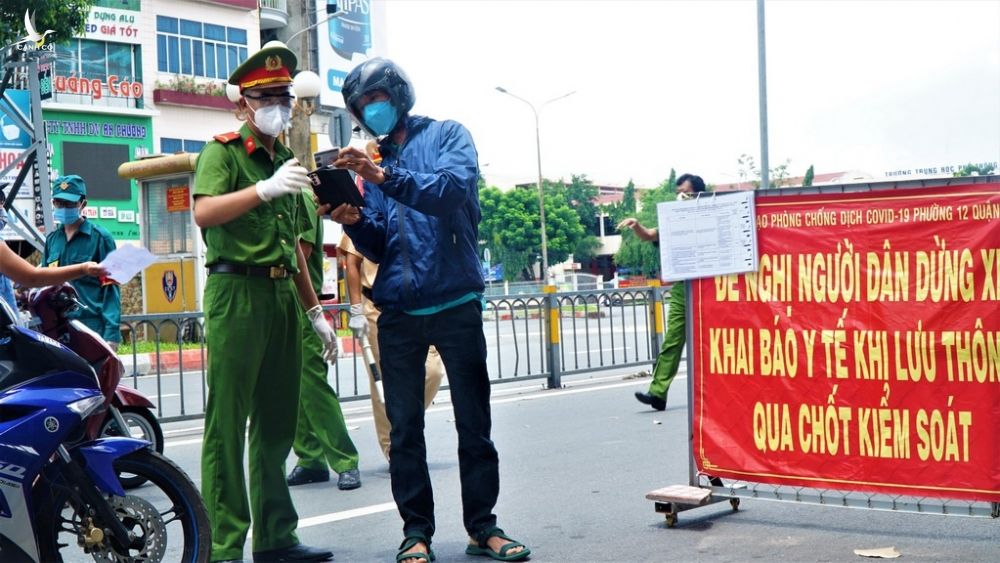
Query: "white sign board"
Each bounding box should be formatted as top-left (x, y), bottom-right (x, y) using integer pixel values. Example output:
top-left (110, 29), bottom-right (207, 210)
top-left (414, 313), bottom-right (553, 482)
top-left (656, 191), bottom-right (758, 281)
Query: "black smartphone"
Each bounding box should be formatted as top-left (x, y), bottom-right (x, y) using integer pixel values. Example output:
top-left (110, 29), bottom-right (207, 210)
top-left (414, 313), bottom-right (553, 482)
top-left (308, 167), bottom-right (365, 208)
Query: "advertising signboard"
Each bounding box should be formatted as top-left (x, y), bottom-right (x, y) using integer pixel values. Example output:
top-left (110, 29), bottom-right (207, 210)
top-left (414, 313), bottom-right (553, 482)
top-left (84, 0), bottom-right (142, 44)
top-left (43, 110), bottom-right (153, 240)
top-left (315, 0), bottom-right (386, 108)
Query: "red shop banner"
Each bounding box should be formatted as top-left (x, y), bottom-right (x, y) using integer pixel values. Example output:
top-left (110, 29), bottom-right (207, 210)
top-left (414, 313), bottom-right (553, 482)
top-left (691, 183), bottom-right (1000, 501)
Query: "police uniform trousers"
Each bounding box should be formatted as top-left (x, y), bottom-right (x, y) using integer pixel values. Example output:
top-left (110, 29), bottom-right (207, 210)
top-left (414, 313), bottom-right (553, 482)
top-left (291, 314), bottom-right (359, 473)
top-left (648, 282), bottom-right (686, 400)
top-left (201, 273), bottom-right (303, 560)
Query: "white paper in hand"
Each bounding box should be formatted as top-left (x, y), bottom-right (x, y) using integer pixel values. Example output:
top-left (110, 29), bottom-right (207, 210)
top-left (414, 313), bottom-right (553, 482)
top-left (100, 245), bottom-right (157, 284)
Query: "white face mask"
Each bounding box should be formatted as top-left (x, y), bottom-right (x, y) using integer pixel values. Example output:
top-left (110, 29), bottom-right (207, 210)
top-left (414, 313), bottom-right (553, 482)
top-left (250, 104), bottom-right (292, 137)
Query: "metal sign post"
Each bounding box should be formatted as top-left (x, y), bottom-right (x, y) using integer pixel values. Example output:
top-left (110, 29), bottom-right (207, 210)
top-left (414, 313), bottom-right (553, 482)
top-left (1, 48), bottom-right (54, 250)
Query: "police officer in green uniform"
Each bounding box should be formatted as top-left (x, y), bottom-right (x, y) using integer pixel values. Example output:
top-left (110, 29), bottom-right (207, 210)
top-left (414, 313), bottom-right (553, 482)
top-left (286, 194), bottom-right (361, 490)
top-left (193, 41), bottom-right (336, 563)
top-left (42, 175), bottom-right (121, 347)
top-left (618, 173), bottom-right (706, 411)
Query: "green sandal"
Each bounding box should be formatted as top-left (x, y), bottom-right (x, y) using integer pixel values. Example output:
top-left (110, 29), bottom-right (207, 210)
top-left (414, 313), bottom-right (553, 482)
top-left (465, 526), bottom-right (531, 561)
top-left (397, 535), bottom-right (436, 563)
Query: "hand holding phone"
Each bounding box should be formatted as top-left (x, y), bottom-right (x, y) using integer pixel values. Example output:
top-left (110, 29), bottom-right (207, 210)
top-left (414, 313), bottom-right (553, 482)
top-left (308, 167), bottom-right (366, 209)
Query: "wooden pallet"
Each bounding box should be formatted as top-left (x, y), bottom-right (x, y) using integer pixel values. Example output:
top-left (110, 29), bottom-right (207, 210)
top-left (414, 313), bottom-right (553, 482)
top-left (646, 484), bottom-right (740, 527)
top-left (646, 485), bottom-right (712, 505)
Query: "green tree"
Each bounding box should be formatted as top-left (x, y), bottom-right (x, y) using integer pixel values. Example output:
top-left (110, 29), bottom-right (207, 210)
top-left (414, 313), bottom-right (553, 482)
top-left (737, 154), bottom-right (794, 188)
top-left (545, 174), bottom-right (601, 264)
top-left (614, 171), bottom-right (682, 276)
top-left (769, 159), bottom-right (792, 188)
top-left (954, 162), bottom-right (997, 177)
top-left (0, 1), bottom-right (98, 47)
top-left (479, 185), bottom-right (586, 281)
top-left (621, 179), bottom-right (637, 213)
top-left (737, 154), bottom-right (759, 188)
top-left (803, 164), bottom-right (815, 187)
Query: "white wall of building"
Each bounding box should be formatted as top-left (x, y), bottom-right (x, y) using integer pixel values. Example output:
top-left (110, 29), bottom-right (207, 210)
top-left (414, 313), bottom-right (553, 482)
top-left (154, 106), bottom-right (240, 151)
top-left (147, 0), bottom-right (261, 152)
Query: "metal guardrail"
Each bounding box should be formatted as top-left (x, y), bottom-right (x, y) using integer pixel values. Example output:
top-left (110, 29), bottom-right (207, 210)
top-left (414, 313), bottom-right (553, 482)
top-left (118, 287), bottom-right (671, 422)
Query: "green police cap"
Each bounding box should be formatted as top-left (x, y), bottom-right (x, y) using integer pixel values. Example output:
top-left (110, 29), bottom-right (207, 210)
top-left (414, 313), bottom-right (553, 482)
top-left (52, 175), bottom-right (87, 202)
top-left (228, 40), bottom-right (297, 92)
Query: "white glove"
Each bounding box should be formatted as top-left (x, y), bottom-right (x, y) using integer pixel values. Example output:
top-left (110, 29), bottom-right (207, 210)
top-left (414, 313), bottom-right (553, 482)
top-left (348, 303), bottom-right (368, 338)
top-left (306, 305), bottom-right (338, 362)
top-left (256, 159), bottom-right (310, 202)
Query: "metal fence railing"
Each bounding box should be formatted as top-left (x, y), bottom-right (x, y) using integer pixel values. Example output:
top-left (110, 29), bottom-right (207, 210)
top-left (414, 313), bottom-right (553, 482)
top-left (119, 286), bottom-right (672, 422)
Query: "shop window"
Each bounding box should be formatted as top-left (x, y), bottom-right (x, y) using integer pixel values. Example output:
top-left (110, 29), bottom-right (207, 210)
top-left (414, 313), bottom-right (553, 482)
top-left (156, 16), bottom-right (248, 80)
top-left (54, 39), bottom-right (143, 109)
top-left (160, 138), bottom-right (206, 154)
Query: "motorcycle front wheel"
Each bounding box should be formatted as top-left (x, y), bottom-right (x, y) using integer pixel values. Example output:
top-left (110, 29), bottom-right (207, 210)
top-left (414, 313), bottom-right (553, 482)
top-left (99, 407), bottom-right (165, 489)
top-left (36, 449), bottom-right (211, 563)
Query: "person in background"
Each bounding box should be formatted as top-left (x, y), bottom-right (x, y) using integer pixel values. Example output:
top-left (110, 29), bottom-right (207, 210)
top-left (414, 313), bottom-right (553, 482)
top-left (286, 193), bottom-right (361, 491)
top-left (618, 173), bottom-right (706, 411)
top-left (339, 232), bottom-right (444, 462)
top-left (41, 175), bottom-right (121, 349)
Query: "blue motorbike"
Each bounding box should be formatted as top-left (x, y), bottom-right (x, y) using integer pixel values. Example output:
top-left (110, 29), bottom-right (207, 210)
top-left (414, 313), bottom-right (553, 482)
top-left (0, 285), bottom-right (210, 562)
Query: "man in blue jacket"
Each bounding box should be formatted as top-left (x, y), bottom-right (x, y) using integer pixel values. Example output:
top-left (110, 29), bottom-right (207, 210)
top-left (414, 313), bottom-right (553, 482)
top-left (326, 58), bottom-right (530, 563)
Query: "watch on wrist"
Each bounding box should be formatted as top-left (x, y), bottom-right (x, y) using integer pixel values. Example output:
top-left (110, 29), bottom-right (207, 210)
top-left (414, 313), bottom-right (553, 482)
top-left (381, 165), bottom-right (393, 183)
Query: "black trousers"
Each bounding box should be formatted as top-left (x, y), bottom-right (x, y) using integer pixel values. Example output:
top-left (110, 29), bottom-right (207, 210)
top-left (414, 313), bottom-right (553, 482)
top-left (378, 300), bottom-right (499, 540)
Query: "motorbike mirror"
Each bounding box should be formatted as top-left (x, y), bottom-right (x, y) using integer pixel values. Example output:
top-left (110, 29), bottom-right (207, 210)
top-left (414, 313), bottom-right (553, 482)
top-left (72, 298), bottom-right (92, 313)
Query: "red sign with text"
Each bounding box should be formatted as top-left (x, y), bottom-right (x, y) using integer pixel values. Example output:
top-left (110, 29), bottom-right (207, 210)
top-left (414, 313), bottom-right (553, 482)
top-left (692, 183), bottom-right (1000, 501)
top-left (166, 186), bottom-right (190, 212)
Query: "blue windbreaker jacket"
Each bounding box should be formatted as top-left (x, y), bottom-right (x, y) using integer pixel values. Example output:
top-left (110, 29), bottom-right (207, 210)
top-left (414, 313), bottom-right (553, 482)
top-left (345, 115), bottom-right (485, 311)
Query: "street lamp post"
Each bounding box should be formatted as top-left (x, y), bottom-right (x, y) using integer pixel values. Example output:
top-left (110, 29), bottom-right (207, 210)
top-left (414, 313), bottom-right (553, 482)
top-left (495, 86), bottom-right (575, 284)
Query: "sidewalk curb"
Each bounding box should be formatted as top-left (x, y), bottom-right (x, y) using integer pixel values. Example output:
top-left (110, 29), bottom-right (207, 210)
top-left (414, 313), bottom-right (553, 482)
top-left (124, 350), bottom-right (207, 376)
top-left (125, 344), bottom-right (361, 376)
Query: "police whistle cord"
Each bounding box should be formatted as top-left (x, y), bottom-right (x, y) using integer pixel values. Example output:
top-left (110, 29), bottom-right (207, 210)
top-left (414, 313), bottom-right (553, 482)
top-left (361, 334), bottom-right (384, 404)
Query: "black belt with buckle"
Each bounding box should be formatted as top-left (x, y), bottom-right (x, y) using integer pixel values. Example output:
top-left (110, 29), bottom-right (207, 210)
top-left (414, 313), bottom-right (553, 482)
top-left (207, 262), bottom-right (289, 279)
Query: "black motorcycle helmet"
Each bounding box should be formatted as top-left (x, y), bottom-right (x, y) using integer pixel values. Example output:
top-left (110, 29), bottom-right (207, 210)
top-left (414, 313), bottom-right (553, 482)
top-left (342, 57), bottom-right (415, 137)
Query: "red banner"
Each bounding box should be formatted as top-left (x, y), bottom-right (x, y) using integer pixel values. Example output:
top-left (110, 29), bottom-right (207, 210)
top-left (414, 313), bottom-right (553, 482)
top-left (692, 183), bottom-right (1000, 501)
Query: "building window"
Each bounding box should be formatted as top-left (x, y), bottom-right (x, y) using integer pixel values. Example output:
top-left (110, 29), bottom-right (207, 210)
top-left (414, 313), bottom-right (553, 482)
top-left (157, 16), bottom-right (248, 80)
top-left (54, 39), bottom-right (144, 109)
top-left (161, 138), bottom-right (207, 154)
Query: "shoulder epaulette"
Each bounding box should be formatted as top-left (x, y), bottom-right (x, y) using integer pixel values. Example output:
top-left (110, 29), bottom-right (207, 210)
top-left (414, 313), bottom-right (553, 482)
top-left (213, 131), bottom-right (242, 143)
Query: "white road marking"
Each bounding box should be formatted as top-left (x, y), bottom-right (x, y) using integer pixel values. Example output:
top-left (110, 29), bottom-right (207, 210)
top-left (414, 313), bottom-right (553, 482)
top-left (247, 502), bottom-right (399, 539)
top-left (297, 502), bottom-right (397, 529)
top-left (572, 347), bottom-right (627, 355)
top-left (163, 375), bottom-right (672, 449)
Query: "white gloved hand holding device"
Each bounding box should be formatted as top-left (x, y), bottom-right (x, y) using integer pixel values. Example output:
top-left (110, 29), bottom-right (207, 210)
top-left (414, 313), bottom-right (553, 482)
top-left (256, 158), bottom-right (310, 202)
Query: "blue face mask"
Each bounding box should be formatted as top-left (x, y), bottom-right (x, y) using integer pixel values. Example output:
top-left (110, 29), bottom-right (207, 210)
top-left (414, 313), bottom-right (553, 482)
top-left (53, 206), bottom-right (81, 225)
top-left (363, 100), bottom-right (400, 136)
